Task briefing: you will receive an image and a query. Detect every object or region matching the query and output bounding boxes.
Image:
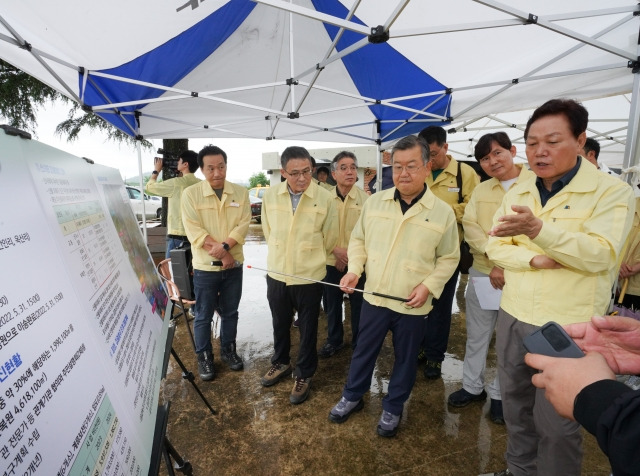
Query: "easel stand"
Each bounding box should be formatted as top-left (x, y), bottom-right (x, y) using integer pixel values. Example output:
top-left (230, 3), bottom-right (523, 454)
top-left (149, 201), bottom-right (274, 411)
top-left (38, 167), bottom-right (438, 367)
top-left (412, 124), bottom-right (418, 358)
top-left (149, 403), bottom-right (193, 476)
top-left (170, 346), bottom-right (217, 415)
top-left (149, 322), bottom-right (216, 475)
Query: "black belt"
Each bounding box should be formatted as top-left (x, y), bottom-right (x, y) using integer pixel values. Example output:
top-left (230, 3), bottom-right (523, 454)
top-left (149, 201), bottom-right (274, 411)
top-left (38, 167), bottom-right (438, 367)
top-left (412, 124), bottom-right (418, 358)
top-left (167, 234), bottom-right (188, 241)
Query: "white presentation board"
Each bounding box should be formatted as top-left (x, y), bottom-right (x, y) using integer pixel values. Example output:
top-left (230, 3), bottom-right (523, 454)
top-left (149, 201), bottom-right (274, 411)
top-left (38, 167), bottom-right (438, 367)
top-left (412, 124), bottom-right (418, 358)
top-left (0, 129), bottom-right (169, 476)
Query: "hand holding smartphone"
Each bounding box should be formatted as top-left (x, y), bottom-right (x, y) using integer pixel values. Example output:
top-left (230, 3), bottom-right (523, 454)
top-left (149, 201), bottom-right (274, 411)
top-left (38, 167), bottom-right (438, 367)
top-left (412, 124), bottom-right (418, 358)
top-left (523, 321), bottom-right (585, 358)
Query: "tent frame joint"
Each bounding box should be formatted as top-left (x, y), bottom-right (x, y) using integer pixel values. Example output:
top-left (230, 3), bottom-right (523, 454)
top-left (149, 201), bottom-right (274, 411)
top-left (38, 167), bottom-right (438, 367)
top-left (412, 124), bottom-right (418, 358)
top-left (527, 13), bottom-right (538, 24)
top-left (286, 78), bottom-right (299, 86)
top-left (368, 25), bottom-right (389, 44)
top-left (628, 59), bottom-right (640, 74)
top-left (81, 104), bottom-right (92, 113)
top-left (287, 112), bottom-right (300, 119)
top-left (191, 91), bottom-right (198, 97)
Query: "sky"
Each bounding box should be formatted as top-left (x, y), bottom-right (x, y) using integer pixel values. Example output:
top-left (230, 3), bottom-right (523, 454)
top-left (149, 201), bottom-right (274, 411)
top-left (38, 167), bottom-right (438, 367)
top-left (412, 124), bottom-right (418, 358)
top-left (31, 100), bottom-right (360, 185)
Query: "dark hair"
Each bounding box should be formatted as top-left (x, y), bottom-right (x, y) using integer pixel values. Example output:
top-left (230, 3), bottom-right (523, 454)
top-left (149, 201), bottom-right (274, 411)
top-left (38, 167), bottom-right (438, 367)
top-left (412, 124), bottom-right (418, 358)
top-left (197, 145), bottom-right (227, 168)
top-left (474, 132), bottom-right (513, 162)
top-left (392, 135), bottom-right (430, 165)
top-left (179, 150), bottom-right (199, 173)
top-left (524, 98), bottom-right (588, 139)
top-left (418, 126), bottom-right (447, 146)
top-left (316, 166), bottom-right (330, 176)
top-left (331, 151), bottom-right (358, 171)
top-left (583, 137), bottom-right (600, 159)
top-left (281, 146), bottom-right (312, 169)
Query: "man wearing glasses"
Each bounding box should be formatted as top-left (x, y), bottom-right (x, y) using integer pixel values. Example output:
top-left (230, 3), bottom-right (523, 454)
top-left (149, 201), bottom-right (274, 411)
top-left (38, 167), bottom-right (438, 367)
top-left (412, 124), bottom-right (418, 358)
top-left (260, 146), bottom-right (338, 404)
top-left (318, 151), bottom-right (369, 358)
top-left (328, 135), bottom-right (459, 437)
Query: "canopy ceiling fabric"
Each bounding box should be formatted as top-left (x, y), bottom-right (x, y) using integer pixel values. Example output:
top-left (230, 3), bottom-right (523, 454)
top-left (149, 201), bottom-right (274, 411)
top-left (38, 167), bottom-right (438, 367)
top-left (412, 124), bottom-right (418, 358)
top-left (0, 0), bottom-right (639, 165)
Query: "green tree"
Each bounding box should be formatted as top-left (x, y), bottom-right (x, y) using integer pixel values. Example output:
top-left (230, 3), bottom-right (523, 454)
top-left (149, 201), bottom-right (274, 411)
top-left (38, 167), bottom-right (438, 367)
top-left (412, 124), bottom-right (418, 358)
top-left (0, 61), bottom-right (190, 227)
top-left (0, 59), bottom-right (150, 149)
top-left (248, 172), bottom-right (270, 188)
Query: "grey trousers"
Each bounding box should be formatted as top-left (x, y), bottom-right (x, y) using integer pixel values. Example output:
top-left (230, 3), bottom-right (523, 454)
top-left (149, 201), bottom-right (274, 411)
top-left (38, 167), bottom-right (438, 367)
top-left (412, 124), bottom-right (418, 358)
top-left (496, 308), bottom-right (583, 476)
top-left (462, 267), bottom-right (500, 400)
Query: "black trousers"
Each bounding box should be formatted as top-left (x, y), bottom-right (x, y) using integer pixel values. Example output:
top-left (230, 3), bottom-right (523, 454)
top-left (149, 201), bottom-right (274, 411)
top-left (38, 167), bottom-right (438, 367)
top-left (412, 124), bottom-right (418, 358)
top-left (266, 275), bottom-right (323, 379)
top-left (421, 267), bottom-right (460, 362)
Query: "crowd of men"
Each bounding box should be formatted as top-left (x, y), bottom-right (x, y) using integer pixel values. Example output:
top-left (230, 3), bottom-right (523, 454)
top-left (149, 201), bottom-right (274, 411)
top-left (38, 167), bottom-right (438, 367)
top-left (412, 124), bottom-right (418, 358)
top-left (150, 98), bottom-right (640, 476)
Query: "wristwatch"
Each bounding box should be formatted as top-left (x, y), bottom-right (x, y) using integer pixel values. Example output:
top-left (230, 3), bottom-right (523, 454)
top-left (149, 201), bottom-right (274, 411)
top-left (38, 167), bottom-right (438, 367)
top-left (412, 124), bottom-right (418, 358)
top-left (222, 242), bottom-right (230, 251)
top-left (151, 170), bottom-right (159, 175)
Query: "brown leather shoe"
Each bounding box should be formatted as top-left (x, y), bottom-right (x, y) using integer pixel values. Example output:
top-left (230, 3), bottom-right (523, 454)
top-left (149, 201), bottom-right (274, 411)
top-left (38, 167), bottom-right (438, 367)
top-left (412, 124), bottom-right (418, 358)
top-left (290, 377), bottom-right (312, 404)
top-left (260, 363), bottom-right (292, 387)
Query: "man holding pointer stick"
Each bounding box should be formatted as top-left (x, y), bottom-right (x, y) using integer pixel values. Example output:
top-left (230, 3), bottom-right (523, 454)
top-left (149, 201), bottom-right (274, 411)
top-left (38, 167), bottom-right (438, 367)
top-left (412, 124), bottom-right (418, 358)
top-left (328, 135), bottom-right (459, 437)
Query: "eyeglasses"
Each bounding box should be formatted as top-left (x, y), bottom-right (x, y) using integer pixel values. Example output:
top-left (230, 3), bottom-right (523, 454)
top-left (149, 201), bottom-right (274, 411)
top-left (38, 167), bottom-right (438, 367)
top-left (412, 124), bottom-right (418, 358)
top-left (285, 168), bottom-right (312, 178)
top-left (337, 165), bottom-right (357, 172)
top-left (392, 164), bottom-right (423, 175)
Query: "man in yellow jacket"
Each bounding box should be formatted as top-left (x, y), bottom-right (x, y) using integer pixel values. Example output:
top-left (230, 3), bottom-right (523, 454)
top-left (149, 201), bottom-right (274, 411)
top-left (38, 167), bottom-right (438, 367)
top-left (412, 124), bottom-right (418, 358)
top-left (450, 132), bottom-right (532, 425)
top-left (181, 145), bottom-right (251, 381)
top-left (260, 146), bottom-right (338, 405)
top-left (328, 135), bottom-right (459, 437)
top-left (485, 99), bottom-right (635, 476)
top-left (319, 151), bottom-right (369, 358)
top-left (418, 126), bottom-right (479, 379)
top-left (146, 150), bottom-right (201, 257)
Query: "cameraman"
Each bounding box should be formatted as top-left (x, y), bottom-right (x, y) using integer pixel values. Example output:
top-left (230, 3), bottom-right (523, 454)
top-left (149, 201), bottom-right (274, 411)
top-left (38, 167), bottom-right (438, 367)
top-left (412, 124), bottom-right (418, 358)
top-left (146, 150), bottom-right (201, 257)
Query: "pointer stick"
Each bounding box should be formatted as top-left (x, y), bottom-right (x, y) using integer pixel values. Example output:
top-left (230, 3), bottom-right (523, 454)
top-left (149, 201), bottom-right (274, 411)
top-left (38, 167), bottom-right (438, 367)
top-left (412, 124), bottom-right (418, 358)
top-left (246, 265), bottom-right (409, 303)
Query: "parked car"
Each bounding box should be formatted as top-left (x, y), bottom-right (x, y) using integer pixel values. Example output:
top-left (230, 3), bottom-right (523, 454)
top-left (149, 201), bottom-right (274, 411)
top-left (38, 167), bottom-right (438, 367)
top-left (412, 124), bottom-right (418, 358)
top-left (148, 195), bottom-right (164, 218)
top-left (126, 186), bottom-right (162, 220)
top-left (249, 195), bottom-right (262, 223)
top-left (249, 185), bottom-right (269, 199)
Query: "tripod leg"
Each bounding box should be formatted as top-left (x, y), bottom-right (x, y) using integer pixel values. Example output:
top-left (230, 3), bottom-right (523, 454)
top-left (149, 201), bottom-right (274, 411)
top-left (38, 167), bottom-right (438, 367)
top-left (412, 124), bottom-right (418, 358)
top-left (164, 436), bottom-right (193, 476)
top-left (178, 297), bottom-right (197, 352)
top-left (171, 347), bottom-right (217, 415)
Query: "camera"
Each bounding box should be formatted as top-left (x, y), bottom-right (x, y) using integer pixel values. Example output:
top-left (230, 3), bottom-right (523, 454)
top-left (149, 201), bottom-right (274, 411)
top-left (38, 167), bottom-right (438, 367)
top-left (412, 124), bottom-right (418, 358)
top-left (157, 148), bottom-right (181, 179)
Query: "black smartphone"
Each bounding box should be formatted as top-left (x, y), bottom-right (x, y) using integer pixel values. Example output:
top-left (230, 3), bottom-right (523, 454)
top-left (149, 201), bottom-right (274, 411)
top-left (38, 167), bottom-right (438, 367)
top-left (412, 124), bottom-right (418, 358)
top-left (523, 321), bottom-right (585, 358)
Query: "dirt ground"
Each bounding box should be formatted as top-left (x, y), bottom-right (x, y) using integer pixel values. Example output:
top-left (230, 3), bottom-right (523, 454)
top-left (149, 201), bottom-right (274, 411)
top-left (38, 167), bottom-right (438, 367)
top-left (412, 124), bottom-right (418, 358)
top-left (154, 223), bottom-right (611, 476)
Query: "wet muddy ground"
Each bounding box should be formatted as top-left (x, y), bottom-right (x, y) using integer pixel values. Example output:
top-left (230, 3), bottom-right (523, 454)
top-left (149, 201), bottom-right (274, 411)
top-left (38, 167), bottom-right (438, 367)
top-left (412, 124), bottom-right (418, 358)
top-left (156, 223), bottom-right (610, 475)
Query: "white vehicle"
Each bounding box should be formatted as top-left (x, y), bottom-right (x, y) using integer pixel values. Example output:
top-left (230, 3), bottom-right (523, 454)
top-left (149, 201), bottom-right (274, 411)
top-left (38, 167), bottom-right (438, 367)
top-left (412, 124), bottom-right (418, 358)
top-left (126, 186), bottom-right (162, 219)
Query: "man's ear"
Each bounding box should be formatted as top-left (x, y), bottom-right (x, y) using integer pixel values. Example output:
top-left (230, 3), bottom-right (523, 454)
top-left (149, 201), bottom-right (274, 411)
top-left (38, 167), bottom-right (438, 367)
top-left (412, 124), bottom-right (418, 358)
top-left (577, 132), bottom-right (587, 150)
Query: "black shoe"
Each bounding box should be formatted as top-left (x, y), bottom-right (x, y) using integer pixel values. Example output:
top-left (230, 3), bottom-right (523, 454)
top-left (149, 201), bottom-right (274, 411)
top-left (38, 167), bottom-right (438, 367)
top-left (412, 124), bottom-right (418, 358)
top-left (328, 397), bottom-right (364, 423)
top-left (197, 351), bottom-right (215, 381)
top-left (221, 343), bottom-right (244, 371)
top-left (318, 342), bottom-right (344, 358)
top-left (447, 388), bottom-right (487, 407)
top-left (489, 399), bottom-right (505, 425)
top-left (424, 360), bottom-right (442, 379)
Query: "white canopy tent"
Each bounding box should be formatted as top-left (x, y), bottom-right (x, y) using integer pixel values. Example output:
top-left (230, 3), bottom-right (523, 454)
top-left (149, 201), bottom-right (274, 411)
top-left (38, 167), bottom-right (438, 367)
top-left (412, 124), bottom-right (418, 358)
top-left (0, 0), bottom-right (639, 169)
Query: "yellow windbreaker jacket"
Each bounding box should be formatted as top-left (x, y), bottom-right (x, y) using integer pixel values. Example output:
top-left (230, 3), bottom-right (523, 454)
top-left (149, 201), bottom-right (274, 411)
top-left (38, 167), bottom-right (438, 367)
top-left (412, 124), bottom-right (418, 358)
top-left (486, 161), bottom-right (635, 325)
top-left (261, 181), bottom-right (338, 285)
top-left (462, 165), bottom-right (532, 274)
top-left (327, 185), bottom-right (369, 267)
top-left (348, 187), bottom-right (459, 315)
top-left (181, 180), bottom-right (251, 271)
top-left (426, 156), bottom-right (479, 241)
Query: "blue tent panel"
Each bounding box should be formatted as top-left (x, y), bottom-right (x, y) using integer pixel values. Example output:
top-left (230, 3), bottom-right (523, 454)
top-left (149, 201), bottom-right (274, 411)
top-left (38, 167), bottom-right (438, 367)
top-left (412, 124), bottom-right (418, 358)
top-left (82, 0), bottom-right (256, 134)
top-left (311, 0), bottom-right (451, 141)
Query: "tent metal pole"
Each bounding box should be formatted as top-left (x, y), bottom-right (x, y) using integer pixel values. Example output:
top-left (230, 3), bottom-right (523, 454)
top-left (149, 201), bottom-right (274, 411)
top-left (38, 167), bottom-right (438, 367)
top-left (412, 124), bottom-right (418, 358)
top-left (622, 69), bottom-right (640, 174)
top-left (253, 0), bottom-right (369, 35)
top-left (475, 0), bottom-right (637, 62)
top-left (136, 139), bottom-right (148, 244)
